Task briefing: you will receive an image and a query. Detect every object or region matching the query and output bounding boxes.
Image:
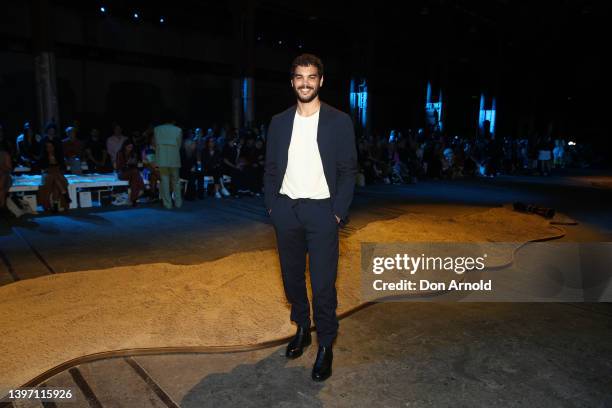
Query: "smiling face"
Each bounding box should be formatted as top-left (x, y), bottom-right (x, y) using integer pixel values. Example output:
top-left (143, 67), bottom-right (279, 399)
top-left (291, 64), bottom-right (324, 104)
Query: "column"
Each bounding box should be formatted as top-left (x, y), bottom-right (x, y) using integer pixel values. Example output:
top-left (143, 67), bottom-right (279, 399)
top-left (31, 0), bottom-right (60, 130)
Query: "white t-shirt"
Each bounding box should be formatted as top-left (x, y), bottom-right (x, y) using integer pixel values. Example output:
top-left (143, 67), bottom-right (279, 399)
top-left (279, 109), bottom-right (330, 199)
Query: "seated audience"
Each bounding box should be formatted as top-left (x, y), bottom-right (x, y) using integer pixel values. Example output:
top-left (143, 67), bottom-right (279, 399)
top-left (106, 123), bottom-right (127, 169)
top-left (84, 128), bottom-right (112, 172)
top-left (222, 135), bottom-right (252, 195)
top-left (201, 137), bottom-right (227, 198)
top-left (40, 123), bottom-right (65, 161)
top-left (180, 135), bottom-right (204, 200)
top-left (38, 137), bottom-right (71, 212)
top-left (141, 132), bottom-right (160, 200)
top-left (116, 139), bottom-right (145, 206)
top-left (62, 126), bottom-right (83, 172)
top-left (16, 121), bottom-right (42, 169)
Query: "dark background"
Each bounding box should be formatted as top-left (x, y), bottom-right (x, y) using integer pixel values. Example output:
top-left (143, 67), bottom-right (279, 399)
top-left (0, 0), bottom-right (608, 157)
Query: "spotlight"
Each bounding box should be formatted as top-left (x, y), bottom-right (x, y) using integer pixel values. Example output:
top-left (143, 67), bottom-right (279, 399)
top-left (100, 6), bottom-right (106, 13)
top-left (133, 12), bottom-right (139, 20)
top-left (278, 40), bottom-right (283, 45)
top-left (568, 141), bottom-right (576, 146)
top-left (159, 16), bottom-right (165, 23)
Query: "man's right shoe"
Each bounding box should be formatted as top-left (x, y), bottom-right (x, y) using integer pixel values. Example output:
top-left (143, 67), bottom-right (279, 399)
top-left (285, 326), bottom-right (312, 359)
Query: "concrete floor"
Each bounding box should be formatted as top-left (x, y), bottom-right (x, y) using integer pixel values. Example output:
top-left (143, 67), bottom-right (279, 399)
top-left (1, 173), bottom-right (611, 407)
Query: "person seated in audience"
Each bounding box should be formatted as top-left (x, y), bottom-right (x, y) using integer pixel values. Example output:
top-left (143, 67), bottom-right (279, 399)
top-left (223, 135), bottom-right (257, 196)
top-left (106, 123), bottom-right (127, 169)
top-left (116, 139), bottom-right (144, 206)
top-left (62, 126), bottom-right (83, 173)
top-left (141, 131), bottom-right (160, 200)
top-left (180, 133), bottom-right (204, 200)
top-left (40, 122), bottom-right (64, 159)
top-left (38, 138), bottom-right (71, 212)
top-left (16, 121), bottom-right (42, 170)
top-left (202, 137), bottom-right (227, 198)
top-left (132, 128), bottom-right (148, 155)
top-left (193, 128), bottom-right (205, 153)
top-left (62, 126), bottom-right (81, 156)
top-left (84, 128), bottom-right (112, 173)
top-left (0, 140), bottom-right (12, 212)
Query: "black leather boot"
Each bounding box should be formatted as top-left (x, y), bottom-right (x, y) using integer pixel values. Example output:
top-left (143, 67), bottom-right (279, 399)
top-left (285, 326), bottom-right (311, 359)
top-left (311, 345), bottom-right (333, 381)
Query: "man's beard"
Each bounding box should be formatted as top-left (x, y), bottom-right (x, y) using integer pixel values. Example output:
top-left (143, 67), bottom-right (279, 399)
top-left (293, 86), bottom-right (319, 103)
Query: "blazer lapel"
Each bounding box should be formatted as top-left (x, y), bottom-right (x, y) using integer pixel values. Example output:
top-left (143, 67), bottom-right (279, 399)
top-left (317, 103), bottom-right (334, 196)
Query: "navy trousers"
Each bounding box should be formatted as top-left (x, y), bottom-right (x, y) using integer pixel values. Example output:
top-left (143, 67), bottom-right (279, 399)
top-left (270, 193), bottom-right (340, 347)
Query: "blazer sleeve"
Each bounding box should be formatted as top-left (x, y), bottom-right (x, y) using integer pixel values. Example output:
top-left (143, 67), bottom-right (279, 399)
top-left (333, 114), bottom-right (358, 221)
top-left (263, 117), bottom-right (278, 211)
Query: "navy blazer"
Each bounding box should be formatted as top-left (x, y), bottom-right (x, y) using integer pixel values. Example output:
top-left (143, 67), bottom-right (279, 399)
top-left (264, 102), bottom-right (358, 221)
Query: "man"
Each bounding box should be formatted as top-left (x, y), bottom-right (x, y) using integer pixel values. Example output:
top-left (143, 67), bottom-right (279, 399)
top-left (264, 54), bottom-right (357, 382)
top-left (62, 126), bottom-right (83, 173)
top-left (154, 113), bottom-right (183, 209)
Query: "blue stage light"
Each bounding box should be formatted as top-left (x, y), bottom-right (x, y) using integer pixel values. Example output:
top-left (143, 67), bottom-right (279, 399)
top-left (479, 94), bottom-right (496, 136)
top-left (349, 78), bottom-right (368, 128)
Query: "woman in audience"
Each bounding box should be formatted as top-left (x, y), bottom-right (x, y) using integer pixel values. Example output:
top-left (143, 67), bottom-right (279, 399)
top-left (41, 123), bottom-right (65, 162)
top-left (116, 139), bottom-right (144, 206)
top-left (202, 137), bottom-right (226, 198)
top-left (141, 131), bottom-right (160, 200)
top-left (180, 134), bottom-right (204, 200)
top-left (16, 122), bottom-right (42, 170)
top-left (84, 128), bottom-right (112, 172)
top-left (38, 138), bottom-right (71, 212)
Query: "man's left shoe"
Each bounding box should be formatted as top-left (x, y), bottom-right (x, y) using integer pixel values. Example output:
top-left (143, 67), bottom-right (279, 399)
top-left (311, 345), bottom-right (333, 382)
